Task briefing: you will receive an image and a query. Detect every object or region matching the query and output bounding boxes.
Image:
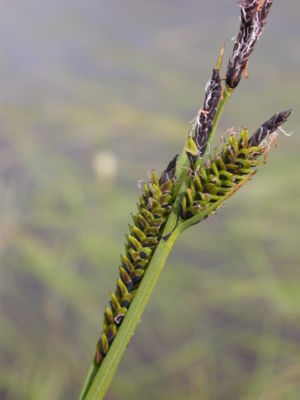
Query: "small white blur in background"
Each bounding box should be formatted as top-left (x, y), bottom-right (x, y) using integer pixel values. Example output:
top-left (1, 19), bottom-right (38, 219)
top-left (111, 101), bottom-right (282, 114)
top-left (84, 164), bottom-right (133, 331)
top-left (92, 151), bottom-right (119, 181)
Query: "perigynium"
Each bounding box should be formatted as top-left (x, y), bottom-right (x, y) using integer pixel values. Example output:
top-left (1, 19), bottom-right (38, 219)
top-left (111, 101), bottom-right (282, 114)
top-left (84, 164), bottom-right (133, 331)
top-left (79, 1), bottom-right (292, 399)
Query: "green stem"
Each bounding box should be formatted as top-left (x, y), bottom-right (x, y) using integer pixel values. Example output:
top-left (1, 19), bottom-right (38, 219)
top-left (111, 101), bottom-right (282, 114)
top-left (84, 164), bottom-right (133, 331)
top-left (208, 85), bottom-right (232, 145)
top-left (83, 230), bottom-right (180, 400)
top-left (79, 364), bottom-right (98, 400)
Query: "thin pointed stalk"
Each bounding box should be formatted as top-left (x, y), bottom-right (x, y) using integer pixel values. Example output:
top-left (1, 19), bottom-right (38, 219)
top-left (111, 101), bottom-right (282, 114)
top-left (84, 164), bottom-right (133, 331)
top-left (216, 43), bottom-right (225, 71)
top-left (79, 365), bottom-right (98, 400)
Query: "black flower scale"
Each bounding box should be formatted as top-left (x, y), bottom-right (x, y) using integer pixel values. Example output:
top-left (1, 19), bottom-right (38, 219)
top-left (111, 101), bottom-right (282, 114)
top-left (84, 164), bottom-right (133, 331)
top-left (95, 158), bottom-right (177, 365)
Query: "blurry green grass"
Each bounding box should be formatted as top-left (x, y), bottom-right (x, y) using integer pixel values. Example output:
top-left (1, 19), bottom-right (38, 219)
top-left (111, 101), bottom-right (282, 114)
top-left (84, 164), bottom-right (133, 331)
top-left (0, 1), bottom-right (300, 399)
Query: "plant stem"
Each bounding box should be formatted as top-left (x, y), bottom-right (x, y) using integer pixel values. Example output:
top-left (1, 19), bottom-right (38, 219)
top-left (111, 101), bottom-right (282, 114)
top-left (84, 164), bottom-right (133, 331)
top-left (208, 85), bottom-right (232, 145)
top-left (79, 364), bottom-right (98, 400)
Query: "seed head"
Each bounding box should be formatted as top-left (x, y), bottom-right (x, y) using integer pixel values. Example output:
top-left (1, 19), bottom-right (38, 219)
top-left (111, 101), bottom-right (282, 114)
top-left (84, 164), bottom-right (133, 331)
top-left (226, 0), bottom-right (273, 89)
top-left (191, 68), bottom-right (222, 160)
top-left (248, 110), bottom-right (292, 147)
top-left (159, 154), bottom-right (178, 185)
top-left (95, 167), bottom-right (176, 366)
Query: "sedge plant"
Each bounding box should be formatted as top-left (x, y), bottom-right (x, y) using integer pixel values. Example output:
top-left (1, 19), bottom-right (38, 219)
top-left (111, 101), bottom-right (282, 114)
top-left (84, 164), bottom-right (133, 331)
top-left (79, 1), bottom-right (292, 399)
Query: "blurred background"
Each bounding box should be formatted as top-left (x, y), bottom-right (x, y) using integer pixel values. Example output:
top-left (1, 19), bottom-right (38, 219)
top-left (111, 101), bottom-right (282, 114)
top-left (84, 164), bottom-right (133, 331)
top-left (0, 1), bottom-right (299, 399)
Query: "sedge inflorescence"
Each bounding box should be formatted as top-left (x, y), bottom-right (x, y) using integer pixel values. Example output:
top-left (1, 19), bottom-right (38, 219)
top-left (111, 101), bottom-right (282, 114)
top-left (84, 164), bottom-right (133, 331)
top-left (193, 68), bottom-right (222, 158)
top-left (95, 108), bottom-right (291, 366)
top-left (226, 0), bottom-right (273, 89)
top-left (180, 109), bottom-right (292, 221)
top-left (95, 157), bottom-right (177, 364)
top-left (91, 0), bottom-right (292, 380)
top-left (180, 130), bottom-right (262, 220)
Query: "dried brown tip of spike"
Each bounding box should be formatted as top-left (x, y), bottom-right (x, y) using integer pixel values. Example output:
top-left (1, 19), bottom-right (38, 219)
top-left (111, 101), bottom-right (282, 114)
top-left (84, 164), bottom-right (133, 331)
top-left (238, 0), bottom-right (268, 14)
top-left (260, 0), bottom-right (273, 27)
top-left (226, 0), bottom-right (273, 89)
top-left (193, 68), bottom-right (222, 158)
top-left (248, 109), bottom-right (292, 147)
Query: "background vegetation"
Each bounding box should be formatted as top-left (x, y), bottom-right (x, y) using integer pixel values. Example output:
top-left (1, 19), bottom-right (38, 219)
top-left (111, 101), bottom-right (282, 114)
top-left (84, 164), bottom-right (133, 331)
top-left (0, 1), bottom-right (299, 399)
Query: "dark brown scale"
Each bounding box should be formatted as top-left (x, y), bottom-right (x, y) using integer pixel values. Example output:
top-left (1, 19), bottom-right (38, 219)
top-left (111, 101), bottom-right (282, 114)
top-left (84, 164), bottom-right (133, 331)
top-left (127, 251), bottom-right (135, 264)
top-left (219, 174), bottom-right (228, 181)
top-left (235, 160), bottom-right (244, 168)
top-left (121, 258), bottom-right (134, 276)
top-left (134, 258), bottom-right (148, 268)
top-left (122, 277), bottom-right (133, 292)
top-left (109, 300), bottom-right (119, 315)
top-left (114, 314), bottom-right (125, 326)
top-left (159, 154), bottom-right (178, 185)
top-left (116, 285), bottom-right (124, 300)
top-left (134, 262), bottom-right (145, 270)
top-left (120, 298), bottom-right (130, 308)
top-left (142, 238), bottom-right (157, 248)
top-left (184, 192), bottom-right (192, 208)
top-left (106, 325), bottom-right (117, 345)
top-left (195, 192), bottom-right (202, 201)
top-left (132, 269), bottom-right (145, 284)
top-left (99, 340), bottom-right (107, 357)
top-left (136, 214), bottom-right (148, 230)
top-left (186, 211), bottom-right (195, 219)
top-left (127, 240), bottom-right (139, 252)
top-left (139, 251), bottom-right (148, 260)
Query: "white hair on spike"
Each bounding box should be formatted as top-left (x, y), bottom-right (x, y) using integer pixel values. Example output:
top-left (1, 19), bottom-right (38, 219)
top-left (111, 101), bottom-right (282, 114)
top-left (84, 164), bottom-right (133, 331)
top-left (278, 126), bottom-right (294, 137)
top-left (226, 1), bottom-right (273, 88)
top-left (204, 77), bottom-right (212, 93)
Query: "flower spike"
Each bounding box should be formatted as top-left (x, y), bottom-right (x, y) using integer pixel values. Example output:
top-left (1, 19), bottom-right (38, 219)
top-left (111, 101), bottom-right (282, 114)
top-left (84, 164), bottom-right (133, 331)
top-left (226, 0), bottom-right (273, 89)
top-left (248, 109), bottom-right (293, 147)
